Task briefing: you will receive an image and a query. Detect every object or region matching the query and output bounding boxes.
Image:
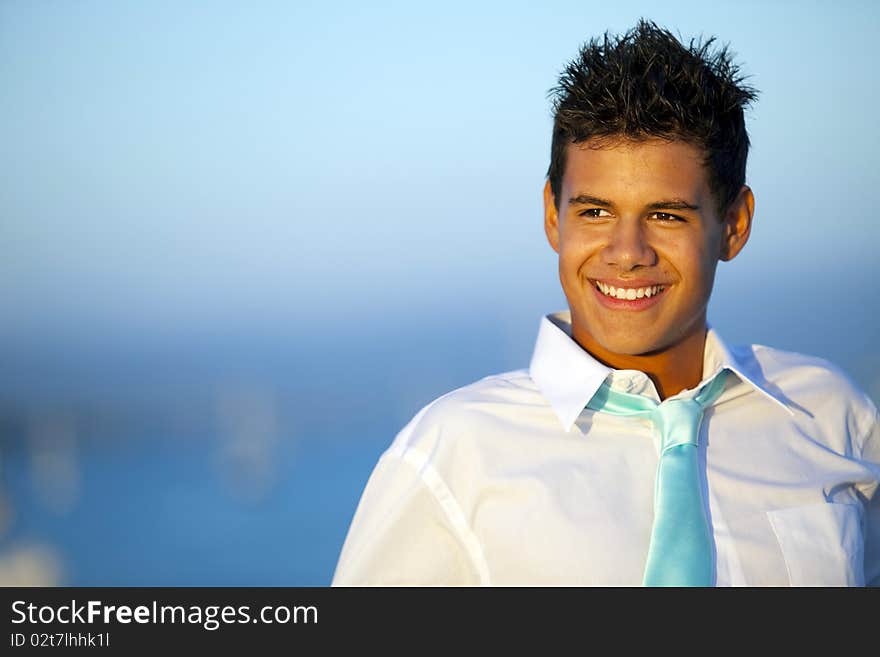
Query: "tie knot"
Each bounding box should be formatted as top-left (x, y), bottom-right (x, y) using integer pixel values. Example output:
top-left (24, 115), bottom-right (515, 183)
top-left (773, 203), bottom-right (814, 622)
top-left (585, 370), bottom-right (729, 450)
top-left (651, 399), bottom-right (704, 451)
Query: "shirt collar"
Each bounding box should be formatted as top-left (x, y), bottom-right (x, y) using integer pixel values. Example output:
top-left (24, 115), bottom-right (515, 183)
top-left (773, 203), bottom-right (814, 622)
top-left (529, 311), bottom-right (794, 432)
top-left (701, 326), bottom-right (794, 417)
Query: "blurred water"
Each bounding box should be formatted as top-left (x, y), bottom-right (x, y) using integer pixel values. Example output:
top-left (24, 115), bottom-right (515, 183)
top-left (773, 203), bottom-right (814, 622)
top-left (3, 423), bottom-right (379, 585)
top-left (1, 288), bottom-right (877, 585)
top-left (0, 314), bottom-right (530, 585)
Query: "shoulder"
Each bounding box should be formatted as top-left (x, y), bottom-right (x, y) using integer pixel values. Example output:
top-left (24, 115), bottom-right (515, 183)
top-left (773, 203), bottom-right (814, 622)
top-left (385, 368), bottom-right (543, 457)
top-left (731, 342), bottom-right (878, 442)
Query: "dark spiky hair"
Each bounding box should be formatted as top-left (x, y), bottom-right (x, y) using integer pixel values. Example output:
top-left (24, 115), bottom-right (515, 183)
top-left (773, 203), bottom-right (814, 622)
top-left (547, 20), bottom-right (758, 212)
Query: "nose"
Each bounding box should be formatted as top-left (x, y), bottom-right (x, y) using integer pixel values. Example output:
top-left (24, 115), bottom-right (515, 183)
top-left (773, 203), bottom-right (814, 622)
top-left (601, 219), bottom-right (656, 271)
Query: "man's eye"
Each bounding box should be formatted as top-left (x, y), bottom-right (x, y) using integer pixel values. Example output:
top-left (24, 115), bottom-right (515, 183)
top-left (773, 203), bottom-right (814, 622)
top-left (650, 212), bottom-right (684, 222)
top-left (579, 208), bottom-right (612, 218)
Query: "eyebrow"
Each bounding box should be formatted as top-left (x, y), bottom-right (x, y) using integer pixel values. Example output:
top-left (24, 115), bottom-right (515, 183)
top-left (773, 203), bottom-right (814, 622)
top-left (568, 194), bottom-right (700, 211)
top-left (568, 194), bottom-right (614, 207)
top-left (646, 199), bottom-right (701, 211)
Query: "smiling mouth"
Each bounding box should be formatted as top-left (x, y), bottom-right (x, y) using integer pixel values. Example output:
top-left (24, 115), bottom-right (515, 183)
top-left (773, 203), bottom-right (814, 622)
top-left (592, 280), bottom-right (666, 300)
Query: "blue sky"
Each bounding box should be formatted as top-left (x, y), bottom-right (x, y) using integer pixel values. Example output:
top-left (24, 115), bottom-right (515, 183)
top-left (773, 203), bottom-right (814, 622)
top-left (1, 0), bottom-right (878, 391)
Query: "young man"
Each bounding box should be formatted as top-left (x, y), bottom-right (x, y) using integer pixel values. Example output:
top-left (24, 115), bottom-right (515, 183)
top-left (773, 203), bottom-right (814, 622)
top-left (332, 21), bottom-right (880, 586)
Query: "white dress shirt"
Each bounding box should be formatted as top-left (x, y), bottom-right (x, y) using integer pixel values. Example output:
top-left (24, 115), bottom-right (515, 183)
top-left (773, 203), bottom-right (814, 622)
top-left (332, 312), bottom-right (880, 586)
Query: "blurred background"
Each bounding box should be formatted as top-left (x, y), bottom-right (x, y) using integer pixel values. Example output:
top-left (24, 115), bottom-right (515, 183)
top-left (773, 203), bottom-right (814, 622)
top-left (1, 0), bottom-right (877, 585)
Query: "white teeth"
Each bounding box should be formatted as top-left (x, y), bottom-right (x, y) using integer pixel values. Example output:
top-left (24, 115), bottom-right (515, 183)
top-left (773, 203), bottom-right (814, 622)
top-left (594, 281), bottom-right (664, 300)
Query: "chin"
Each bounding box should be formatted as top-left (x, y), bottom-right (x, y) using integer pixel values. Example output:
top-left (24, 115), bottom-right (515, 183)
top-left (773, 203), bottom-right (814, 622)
top-left (584, 325), bottom-right (670, 358)
top-left (599, 338), bottom-right (663, 357)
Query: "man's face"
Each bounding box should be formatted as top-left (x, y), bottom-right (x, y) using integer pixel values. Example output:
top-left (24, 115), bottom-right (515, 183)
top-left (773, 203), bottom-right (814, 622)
top-left (544, 137), bottom-right (751, 362)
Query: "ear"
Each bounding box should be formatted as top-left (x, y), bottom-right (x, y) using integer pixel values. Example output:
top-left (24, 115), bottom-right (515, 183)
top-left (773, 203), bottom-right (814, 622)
top-left (719, 185), bottom-right (754, 262)
top-left (543, 180), bottom-right (560, 253)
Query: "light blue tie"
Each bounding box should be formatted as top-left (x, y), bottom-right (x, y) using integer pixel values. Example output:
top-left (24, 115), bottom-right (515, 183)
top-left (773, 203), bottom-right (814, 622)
top-left (586, 370), bottom-right (729, 586)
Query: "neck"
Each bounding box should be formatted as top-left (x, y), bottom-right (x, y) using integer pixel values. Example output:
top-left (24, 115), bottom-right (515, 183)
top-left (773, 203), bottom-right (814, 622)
top-left (573, 325), bottom-right (708, 400)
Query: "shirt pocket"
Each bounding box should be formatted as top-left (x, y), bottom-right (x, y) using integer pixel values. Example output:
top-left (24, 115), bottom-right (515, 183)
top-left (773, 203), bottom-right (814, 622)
top-left (766, 503), bottom-right (864, 586)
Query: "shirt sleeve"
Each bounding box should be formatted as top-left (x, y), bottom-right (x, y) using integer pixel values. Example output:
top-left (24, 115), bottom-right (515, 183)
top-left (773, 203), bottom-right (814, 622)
top-left (861, 409), bottom-right (880, 587)
top-left (331, 448), bottom-right (483, 586)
